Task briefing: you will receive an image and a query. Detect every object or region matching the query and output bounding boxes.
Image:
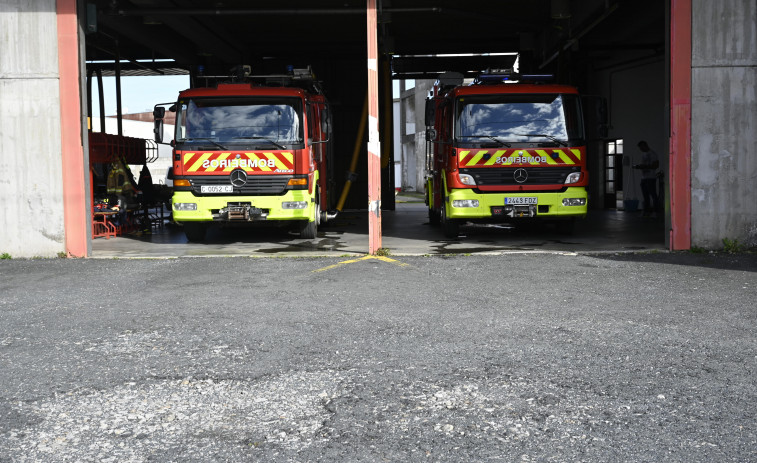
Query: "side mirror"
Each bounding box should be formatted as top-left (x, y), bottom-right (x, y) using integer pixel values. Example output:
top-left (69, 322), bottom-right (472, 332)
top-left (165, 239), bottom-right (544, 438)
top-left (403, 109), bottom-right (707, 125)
top-left (318, 113), bottom-right (331, 143)
top-left (321, 118), bottom-right (331, 143)
top-left (424, 99), bottom-right (436, 127)
top-left (153, 105), bottom-right (167, 143)
top-left (425, 128), bottom-right (437, 142)
top-left (154, 119), bottom-right (164, 144)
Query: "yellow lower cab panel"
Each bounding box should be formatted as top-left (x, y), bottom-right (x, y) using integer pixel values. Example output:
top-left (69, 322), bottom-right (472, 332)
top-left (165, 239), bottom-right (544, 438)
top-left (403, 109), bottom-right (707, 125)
top-left (172, 190), bottom-right (314, 222)
top-left (446, 187), bottom-right (588, 220)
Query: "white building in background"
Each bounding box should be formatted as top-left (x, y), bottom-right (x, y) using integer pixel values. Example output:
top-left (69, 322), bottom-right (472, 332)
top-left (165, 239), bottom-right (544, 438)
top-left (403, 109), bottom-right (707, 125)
top-left (393, 79), bottom-right (434, 193)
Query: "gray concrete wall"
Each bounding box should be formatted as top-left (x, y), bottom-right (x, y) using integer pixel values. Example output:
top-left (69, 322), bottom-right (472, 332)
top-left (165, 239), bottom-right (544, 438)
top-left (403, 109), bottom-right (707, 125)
top-left (692, 0), bottom-right (757, 248)
top-left (0, 0), bottom-right (65, 257)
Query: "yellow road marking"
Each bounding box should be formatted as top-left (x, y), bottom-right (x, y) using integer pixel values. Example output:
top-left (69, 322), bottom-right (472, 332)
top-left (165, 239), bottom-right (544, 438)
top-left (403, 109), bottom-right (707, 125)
top-left (312, 255), bottom-right (410, 273)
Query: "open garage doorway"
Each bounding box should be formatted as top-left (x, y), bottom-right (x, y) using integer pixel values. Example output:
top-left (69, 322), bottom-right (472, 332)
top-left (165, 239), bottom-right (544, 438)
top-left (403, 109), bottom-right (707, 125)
top-left (77, 1), bottom-right (670, 257)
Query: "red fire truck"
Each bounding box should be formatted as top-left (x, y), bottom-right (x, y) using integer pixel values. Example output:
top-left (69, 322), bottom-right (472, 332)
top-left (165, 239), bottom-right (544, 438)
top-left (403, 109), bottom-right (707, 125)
top-left (154, 67), bottom-right (333, 242)
top-left (425, 71), bottom-right (588, 238)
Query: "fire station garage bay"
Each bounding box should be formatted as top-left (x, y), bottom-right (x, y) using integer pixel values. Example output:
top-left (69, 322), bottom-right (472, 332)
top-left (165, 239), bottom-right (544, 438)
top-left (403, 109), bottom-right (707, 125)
top-left (2, 1), bottom-right (756, 258)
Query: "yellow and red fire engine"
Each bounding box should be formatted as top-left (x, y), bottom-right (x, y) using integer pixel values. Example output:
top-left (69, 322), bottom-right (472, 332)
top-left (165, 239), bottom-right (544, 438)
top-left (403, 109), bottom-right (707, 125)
top-left (154, 67), bottom-right (333, 242)
top-left (425, 71), bottom-right (588, 238)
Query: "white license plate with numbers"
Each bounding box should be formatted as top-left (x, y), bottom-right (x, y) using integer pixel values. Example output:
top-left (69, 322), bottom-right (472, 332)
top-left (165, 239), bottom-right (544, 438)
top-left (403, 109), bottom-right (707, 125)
top-left (200, 185), bottom-right (233, 193)
top-left (505, 197), bottom-right (537, 205)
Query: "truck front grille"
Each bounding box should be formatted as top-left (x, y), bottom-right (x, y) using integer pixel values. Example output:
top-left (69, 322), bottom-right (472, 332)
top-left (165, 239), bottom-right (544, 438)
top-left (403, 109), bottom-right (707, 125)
top-left (461, 167), bottom-right (578, 186)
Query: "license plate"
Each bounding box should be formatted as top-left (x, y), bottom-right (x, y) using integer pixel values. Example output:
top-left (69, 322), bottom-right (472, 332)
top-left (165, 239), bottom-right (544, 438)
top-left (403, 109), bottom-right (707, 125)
top-left (201, 185), bottom-right (233, 194)
top-left (505, 197), bottom-right (537, 205)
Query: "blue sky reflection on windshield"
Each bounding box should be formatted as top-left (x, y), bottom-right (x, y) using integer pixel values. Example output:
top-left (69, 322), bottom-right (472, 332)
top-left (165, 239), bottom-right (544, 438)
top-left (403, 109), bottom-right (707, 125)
top-left (456, 94), bottom-right (568, 142)
top-left (178, 98), bottom-right (302, 143)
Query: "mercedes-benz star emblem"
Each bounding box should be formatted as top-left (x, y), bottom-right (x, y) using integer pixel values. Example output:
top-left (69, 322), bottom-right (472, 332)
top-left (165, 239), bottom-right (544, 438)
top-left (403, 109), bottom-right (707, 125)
top-left (230, 169), bottom-right (248, 187)
top-left (513, 168), bottom-right (528, 184)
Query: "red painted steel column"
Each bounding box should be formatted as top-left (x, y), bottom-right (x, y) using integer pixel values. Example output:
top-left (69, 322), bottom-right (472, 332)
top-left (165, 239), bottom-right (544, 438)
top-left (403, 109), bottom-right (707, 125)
top-left (58, 0), bottom-right (88, 257)
top-left (669, 0), bottom-right (692, 250)
top-left (366, 0), bottom-right (382, 254)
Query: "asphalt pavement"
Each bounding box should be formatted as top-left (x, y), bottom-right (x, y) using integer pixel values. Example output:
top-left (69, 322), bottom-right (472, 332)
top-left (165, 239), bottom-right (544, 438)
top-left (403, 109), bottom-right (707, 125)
top-left (1, 252), bottom-right (756, 462)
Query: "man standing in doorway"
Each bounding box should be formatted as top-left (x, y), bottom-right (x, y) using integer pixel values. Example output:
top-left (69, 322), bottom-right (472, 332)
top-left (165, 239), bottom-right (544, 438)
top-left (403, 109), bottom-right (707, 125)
top-left (634, 140), bottom-right (660, 217)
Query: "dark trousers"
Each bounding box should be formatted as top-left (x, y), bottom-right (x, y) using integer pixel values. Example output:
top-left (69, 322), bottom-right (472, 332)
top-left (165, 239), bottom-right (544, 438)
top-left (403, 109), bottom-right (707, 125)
top-left (641, 178), bottom-right (659, 213)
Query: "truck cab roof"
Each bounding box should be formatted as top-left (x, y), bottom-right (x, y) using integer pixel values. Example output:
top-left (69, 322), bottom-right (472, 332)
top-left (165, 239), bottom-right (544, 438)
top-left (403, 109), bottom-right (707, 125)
top-left (447, 83), bottom-right (579, 98)
top-left (178, 83), bottom-right (308, 99)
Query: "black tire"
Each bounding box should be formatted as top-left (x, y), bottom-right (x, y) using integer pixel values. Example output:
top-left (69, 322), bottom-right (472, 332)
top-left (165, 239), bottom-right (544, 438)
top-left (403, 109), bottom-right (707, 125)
top-left (183, 223), bottom-right (206, 242)
top-left (300, 220), bottom-right (317, 239)
top-left (300, 194), bottom-right (319, 239)
top-left (428, 207), bottom-right (441, 226)
top-left (441, 203), bottom-right (459, 239)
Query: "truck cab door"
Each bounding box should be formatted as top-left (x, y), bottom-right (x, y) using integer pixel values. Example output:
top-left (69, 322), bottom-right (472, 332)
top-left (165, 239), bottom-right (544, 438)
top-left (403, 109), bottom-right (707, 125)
top-left (432, 102), bottom-right (451, 211)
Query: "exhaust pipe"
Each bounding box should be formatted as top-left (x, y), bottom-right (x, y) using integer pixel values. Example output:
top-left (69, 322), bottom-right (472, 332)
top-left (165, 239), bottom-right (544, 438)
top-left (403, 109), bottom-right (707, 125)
top-left (321, 211), bottom-right (339, 223)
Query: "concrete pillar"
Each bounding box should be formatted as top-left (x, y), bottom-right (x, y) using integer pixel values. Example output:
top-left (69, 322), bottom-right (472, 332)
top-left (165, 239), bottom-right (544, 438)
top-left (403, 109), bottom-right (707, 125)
top-left (691, 0), bottom-right (757, 249)
top-left (0, 0), bottom-right (67, 257)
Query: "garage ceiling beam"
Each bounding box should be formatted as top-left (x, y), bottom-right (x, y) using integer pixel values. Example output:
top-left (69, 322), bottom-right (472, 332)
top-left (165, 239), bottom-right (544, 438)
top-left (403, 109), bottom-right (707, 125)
top-left (114, 7), bottom-right (483, 16)
top-left (113, 5), bottom-right (541, 28)
top-left (125, 0), bottom-right (245, 66)
top-left (391, 54), bottom-right (518, 78)
top-left (539, 2), bottom-right (620, 69)
top-left (86, 61), bottom-right (188, 77)
top-left (96, 14), bottom-right (197, 64)
top-left (390, 39), bottom-right (520, 56)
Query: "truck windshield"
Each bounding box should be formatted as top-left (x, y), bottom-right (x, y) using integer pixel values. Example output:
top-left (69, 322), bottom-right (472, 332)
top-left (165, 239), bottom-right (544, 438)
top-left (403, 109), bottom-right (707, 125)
top-left (455, 94), bottom-right (583, 145)
top-left (175, 97), bottom-right (303, 148)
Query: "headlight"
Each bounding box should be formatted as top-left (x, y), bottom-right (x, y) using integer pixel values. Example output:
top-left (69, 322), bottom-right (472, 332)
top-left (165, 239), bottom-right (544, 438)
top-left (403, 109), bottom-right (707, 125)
top-left (564, 172), bottom-right (582, 184)
top-left (562, 198), bottom-right (586, 206)
top-left (459, 174), bottom-right (476, 186)
top-left (174, 203), bottom-right (197, 211)
top-left (282, 201), bottom-right (308, 209)
top-left (452, 199), bottom-right (479, 208)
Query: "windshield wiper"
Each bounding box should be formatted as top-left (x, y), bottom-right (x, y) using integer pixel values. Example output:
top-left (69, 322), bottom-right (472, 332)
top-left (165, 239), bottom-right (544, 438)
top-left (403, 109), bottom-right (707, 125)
top-left (458, 135), bottom-right (511, 147)
top-left (512, 133), bottom-right (568, 147)
top-left (232, 136), bottom-right (286, 150)
top-left (179, 138), bottom-right (228, 150)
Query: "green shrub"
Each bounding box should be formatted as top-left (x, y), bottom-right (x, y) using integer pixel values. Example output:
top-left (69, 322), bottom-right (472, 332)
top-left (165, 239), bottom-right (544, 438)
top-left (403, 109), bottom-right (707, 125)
top-left (722, 237), bottom-right (743, 253)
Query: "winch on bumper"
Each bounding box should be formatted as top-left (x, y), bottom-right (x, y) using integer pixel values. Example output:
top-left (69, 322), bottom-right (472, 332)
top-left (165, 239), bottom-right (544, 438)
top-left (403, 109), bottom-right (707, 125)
top-left (215, 203), bottom-right (267, 221)
top-left (498, 204), bottom-right (537, 218)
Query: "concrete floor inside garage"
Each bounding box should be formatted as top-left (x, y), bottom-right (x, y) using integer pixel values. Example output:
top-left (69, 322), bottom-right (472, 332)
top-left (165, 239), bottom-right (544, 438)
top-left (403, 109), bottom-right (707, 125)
top-left (91, 194), bottom-right (666, 258)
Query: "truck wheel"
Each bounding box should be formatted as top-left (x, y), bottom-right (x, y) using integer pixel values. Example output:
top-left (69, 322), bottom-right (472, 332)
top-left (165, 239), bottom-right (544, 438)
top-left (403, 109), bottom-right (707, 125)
top-left (183, 223), bottom-right (206, 242)
top-left (441, 203), bottom-right (459, 239)
top-left (428, 207), bottom-right (440, 226)
top-left (300, 220), bottom-right (317, 239)
top-left (300, 195), bottom-right (319, 239)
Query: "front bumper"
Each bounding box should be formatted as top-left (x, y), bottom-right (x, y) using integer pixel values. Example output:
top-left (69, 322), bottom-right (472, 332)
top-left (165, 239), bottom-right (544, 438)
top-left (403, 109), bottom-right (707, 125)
top-left (172, 190), bottom-right (314, 223)
top-left (446, 187), bottom-right (588, 220)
